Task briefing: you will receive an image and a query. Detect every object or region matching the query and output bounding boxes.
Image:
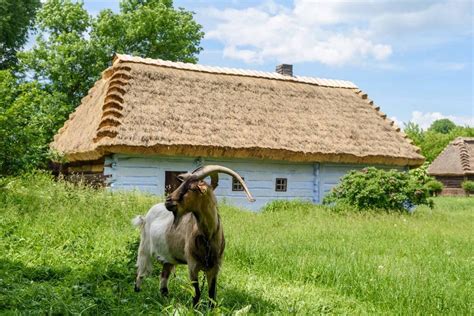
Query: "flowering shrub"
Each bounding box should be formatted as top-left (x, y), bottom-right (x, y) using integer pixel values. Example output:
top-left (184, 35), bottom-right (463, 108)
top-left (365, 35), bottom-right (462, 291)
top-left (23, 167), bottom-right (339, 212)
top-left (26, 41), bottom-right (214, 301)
top-left (323, 167), bottom-right (434, 212)
top-left (408, 162), bottom-right (432, 185)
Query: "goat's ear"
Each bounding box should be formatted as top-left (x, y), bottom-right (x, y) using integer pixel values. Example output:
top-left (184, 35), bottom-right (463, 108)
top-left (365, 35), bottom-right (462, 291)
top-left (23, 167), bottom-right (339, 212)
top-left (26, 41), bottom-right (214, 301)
top-left (197, 181), bottom-right (208, 194)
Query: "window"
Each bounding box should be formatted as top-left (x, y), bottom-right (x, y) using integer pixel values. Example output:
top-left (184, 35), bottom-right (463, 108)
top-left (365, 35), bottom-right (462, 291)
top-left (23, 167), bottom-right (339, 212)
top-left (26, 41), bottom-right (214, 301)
top-left (275, 178), bottom-right (287, 192)
top-left (232, 177), bottom-right (244, 191)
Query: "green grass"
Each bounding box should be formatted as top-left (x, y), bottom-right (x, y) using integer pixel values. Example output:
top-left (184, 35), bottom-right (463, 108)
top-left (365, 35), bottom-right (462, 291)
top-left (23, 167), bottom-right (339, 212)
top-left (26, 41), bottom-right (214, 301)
top-left (1, 173), bottom-right (473, 314)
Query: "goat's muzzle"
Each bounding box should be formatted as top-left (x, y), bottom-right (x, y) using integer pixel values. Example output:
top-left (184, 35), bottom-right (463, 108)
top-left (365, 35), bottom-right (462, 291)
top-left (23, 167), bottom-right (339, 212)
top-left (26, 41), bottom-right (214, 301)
top-left (165, 196), bottom-right (177, 213)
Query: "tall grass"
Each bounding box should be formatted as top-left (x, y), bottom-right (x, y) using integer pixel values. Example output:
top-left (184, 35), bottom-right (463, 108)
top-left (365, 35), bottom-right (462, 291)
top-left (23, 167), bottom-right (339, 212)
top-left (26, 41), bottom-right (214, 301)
top-left (1, 173), bottom-right (472, 314)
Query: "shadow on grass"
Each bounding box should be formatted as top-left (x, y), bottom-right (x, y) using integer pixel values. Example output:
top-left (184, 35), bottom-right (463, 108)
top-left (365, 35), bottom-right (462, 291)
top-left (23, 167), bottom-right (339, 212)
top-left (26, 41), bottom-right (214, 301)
top-left (218, 284), bottom-right (278, 313)
top-left (0, 259), bottom-right (72, 283)
top-left (0, 258), bottom-right (277, 314)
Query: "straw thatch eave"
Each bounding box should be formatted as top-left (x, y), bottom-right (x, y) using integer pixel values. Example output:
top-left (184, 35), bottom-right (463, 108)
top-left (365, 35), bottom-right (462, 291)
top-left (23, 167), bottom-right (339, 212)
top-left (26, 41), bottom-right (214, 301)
top-left (51, 54), bottom-right (424, 166)
top-left (95, 144), bottom-right (423, 166)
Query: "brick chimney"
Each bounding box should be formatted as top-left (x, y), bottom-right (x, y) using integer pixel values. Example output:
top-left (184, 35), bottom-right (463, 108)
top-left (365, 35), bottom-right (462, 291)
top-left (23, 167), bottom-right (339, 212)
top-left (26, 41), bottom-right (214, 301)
top-left (276, 64), bottom-right (293, 76)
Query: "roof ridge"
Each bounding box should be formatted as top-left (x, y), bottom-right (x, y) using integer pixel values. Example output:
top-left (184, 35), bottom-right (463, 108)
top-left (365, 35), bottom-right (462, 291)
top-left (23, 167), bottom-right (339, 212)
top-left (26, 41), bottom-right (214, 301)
top-left (457, 138), bottom-right (471, 172)
top-left (353, 88), bottom-right (422, 154)
top-left (94, 65), bottom-right (132, 142)
top-left (113, 53), bottom-right (358, 89)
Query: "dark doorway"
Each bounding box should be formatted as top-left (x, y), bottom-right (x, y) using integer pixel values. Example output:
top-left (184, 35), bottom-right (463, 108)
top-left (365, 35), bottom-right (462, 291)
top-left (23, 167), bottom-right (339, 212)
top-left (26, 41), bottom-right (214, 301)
top-left (165, 171), bottom-right (186, 195)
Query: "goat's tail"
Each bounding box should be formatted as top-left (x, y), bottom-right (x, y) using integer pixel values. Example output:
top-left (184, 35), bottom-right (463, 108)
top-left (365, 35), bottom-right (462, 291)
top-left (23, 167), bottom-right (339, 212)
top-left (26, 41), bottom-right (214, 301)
top-left (131, 215), bottom-right (145, 229)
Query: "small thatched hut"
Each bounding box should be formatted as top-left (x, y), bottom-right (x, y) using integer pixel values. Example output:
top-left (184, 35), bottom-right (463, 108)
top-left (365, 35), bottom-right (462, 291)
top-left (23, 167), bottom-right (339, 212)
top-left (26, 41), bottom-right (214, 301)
top-left (428, 137), bottom-right (474, 195)
top-left (51, 54), bottom-right (423, 209)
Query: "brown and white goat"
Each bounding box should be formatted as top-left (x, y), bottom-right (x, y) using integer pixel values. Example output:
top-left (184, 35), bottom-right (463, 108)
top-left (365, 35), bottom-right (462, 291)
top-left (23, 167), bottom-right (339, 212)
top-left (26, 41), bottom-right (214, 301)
top-left (132, 165), bottom-right (255, 307)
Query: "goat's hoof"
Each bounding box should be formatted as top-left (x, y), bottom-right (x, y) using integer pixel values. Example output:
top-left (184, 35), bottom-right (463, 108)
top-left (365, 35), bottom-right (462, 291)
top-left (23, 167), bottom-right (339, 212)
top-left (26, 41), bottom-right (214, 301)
top-left (160, 287), bottom-right (169, 296)
top-left (134, 284), bottom-right (141, 292)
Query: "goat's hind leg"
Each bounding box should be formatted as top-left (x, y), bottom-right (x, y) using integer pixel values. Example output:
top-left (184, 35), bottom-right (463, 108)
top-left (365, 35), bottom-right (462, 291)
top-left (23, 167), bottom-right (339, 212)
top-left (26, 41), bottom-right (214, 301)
top-left (160, 263), bottom-right (174, 296)
top-left (134, 241), bottom-right (153, 292)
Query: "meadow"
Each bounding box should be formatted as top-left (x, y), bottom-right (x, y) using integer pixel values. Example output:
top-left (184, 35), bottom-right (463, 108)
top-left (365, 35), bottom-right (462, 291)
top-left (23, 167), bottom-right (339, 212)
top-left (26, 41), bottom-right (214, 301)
top-left (1, 173), bottom-right (472, 314)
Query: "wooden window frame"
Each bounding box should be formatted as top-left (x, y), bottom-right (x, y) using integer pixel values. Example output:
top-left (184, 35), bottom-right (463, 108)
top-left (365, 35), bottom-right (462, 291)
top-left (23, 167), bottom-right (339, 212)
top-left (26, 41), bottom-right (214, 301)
top-left (275, 178), bottom-right (287, 192)
top-left (232, 176), bottom-right (244, 191)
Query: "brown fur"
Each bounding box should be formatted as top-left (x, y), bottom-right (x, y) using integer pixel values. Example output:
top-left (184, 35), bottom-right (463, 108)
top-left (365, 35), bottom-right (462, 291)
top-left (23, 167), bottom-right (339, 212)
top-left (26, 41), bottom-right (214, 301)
top-left (135, 178), bottom-right (225, 307)
top-left (165, 179), bottom-right (225, 307)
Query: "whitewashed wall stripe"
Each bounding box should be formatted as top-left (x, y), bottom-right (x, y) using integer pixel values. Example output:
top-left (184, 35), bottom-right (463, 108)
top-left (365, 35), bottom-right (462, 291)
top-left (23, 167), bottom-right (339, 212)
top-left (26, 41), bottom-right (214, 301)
top-left (103, 154), bottom-right (403, 211)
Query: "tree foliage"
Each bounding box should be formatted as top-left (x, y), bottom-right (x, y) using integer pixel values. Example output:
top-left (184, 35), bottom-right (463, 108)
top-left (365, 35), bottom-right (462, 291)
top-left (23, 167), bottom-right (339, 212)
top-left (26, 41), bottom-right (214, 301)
top-left (92, 0), bottom-right (204, 63)
top-left (404, 121), bottom-right (424, 145)
top-left (0, 0), bottom-right (41, 69)
top-left (20, 0), bottom-right (204, 107)
top-left (19, 0), bottom-right (104, 107)
top-left (404, 121), bottom-right (474, 162)
top-left (0, 70), bottom-right (69, 175)
top-left (428, 119), bottom-right (456, 134)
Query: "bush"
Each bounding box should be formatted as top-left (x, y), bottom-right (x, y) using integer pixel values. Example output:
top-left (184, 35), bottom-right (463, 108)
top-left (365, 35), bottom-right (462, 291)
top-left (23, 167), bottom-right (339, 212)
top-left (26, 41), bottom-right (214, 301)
top-left (323, 167), bottom-right (434, 212)
top-left (408, 162), bottom-right (432, 185)
top-left (462, 180), bottom-right (474, 194)
top-left (424, 180), bottom-right (444, 196)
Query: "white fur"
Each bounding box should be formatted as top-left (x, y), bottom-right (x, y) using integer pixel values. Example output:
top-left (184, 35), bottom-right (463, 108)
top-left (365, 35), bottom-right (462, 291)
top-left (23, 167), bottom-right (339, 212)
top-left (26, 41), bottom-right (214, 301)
top-left (134, 203), bottom-right (176, 265)
top-left (131, 215), bottom-right (145, 227)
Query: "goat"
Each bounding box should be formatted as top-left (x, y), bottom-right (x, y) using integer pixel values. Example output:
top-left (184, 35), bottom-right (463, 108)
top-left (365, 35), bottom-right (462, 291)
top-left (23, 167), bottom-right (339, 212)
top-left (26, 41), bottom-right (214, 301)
top-left (132, 165), bottom-right (255, 307)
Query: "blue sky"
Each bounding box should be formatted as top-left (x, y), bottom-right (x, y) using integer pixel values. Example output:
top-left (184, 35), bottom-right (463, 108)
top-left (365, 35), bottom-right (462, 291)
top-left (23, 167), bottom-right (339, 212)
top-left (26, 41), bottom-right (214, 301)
top-left (82, 0), bottom-right (473, 129)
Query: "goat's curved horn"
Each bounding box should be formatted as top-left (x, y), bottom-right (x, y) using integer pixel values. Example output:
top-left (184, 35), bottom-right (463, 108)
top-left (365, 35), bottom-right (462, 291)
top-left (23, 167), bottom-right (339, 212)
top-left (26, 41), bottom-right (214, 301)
top-left (192, 165), bottom-right (255, 202)
top-left (177, 172), bottom-right (193, 182)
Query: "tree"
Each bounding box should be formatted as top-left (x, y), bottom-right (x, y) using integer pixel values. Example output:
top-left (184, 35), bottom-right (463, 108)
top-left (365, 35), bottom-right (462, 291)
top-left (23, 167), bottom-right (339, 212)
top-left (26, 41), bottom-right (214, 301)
top-left (403, 122), bottom-right (424, 146)
top-left (19, 0), bottom-right (108, 107)
top-left (0, 70), bottom-right (69, 175)
top-left (404, 121), bottom-right (474, 162)
top-left (421, 126), bottom-right (474, 161)
top-left (20, 0), bottom-right (204, 107)
top-left (428, 119), bottom-right (456, 134)
top-left (0, 0), bottom-right (41, 69)
top-left (92, 0), bottom-right (204, 63)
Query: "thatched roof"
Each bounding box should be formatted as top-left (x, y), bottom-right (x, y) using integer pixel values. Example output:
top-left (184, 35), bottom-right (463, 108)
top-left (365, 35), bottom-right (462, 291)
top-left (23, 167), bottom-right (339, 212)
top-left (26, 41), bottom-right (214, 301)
top-left (428, 137), bottom-right (474, 176)
top-left (51, 54), bottom-right (424, 166)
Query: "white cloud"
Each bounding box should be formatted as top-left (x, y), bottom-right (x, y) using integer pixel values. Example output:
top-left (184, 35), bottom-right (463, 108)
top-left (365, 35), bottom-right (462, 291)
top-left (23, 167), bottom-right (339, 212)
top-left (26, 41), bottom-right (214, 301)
top-left (204, 0), bottom-right (472, 66)
top-left (409, 111), bottom-right (474, 129)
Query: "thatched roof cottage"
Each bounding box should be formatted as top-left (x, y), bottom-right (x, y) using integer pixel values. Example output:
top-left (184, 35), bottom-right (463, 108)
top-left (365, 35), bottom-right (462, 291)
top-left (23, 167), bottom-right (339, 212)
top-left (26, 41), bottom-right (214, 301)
top-left (428, 137), bottom-right (474, 195)
top-left (52, 54), bottom-right (424, 209)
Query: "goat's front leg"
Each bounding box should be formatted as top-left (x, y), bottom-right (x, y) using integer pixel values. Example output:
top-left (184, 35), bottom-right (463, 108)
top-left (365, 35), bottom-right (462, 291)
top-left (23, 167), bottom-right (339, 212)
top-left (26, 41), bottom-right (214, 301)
top-left (206, 267), bottom-right (219, 308)
top-left (188, 264), bottom-right (200, 307)
top-left (160, 263), bottom-right (174, 296)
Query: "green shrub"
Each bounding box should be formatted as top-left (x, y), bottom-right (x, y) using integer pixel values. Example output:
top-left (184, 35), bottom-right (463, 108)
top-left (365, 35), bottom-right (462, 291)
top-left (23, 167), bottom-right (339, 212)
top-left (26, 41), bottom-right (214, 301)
top-left (462, 180), bottom-right (474, 193)
top-left (408, 162), bottom-right (431, 184)
top-left (425, 180), bottom-right (444, 196)
top-left (323, 167), bottom-right (433, 212)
